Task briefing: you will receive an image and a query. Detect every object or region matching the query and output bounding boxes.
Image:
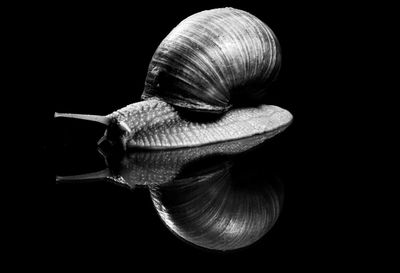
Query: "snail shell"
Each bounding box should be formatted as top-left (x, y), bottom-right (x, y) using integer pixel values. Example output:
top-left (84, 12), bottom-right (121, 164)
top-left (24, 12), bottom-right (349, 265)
top-left (142, 7), bottom-right (281, 113)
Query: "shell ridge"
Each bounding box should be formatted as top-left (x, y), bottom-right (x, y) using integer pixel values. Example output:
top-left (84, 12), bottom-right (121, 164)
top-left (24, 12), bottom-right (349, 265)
top-left (142, 8), bottom-right (281, 113)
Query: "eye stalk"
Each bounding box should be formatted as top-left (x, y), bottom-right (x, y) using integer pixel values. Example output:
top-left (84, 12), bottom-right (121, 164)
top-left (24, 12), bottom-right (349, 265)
top-left (54, 112), bottom-right (131, 151)
top-left (54, 112), bottom-right (110, 125)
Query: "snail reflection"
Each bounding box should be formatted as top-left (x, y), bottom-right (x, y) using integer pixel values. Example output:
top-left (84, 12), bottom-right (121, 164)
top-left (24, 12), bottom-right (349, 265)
top-left (57, 132), bottom-right (284, 251)
top-left (150, 157), bottom-right (282, 251)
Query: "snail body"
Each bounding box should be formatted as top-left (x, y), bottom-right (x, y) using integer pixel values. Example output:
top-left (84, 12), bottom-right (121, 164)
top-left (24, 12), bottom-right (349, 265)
top-left (105, 99), bottom-right (291, 149)
top-left (55, 8), bottom-right (292, 150)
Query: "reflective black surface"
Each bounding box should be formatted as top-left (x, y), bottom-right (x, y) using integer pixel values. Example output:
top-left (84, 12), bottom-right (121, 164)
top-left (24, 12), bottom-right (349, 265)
top-left (14, 0), bottom-right (363, 270)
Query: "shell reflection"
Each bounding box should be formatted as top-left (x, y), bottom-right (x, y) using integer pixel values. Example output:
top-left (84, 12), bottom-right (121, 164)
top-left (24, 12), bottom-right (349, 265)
top-left (149, 158), bottom-right (283, 251)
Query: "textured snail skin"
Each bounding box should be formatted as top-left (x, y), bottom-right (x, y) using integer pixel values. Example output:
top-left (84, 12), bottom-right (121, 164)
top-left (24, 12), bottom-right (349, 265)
top-left (107, 99), bottom-right (292, 149)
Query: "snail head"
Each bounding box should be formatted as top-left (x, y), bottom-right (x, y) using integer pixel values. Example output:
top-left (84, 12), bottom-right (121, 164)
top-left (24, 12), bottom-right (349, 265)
top-left (54, 112), bottom-right (131, 151)
top-left (97, 118), bottom-right (131, 151)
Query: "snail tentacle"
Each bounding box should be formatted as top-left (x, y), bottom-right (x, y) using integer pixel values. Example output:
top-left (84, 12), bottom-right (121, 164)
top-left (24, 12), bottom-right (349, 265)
top-left (54, 112), bottom-right (111, 125)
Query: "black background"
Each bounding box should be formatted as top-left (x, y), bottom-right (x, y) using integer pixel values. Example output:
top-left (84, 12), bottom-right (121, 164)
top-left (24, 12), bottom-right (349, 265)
top-left (10, 0), bottom-right (371, 270)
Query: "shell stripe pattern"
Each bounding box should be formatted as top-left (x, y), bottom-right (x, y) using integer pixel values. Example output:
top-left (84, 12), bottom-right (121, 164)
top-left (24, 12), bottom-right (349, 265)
top-left (142, 8), bottom-right (280, 112)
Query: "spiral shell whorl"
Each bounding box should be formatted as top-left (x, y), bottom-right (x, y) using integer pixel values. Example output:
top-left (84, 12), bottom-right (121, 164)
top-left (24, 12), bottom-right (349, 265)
top-left (142, 7), bottom-right (281, 113)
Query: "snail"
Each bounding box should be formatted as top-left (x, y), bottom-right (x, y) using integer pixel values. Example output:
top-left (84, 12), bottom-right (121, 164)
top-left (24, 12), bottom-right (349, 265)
top-left (55, 7), bottom-right (292, 150)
